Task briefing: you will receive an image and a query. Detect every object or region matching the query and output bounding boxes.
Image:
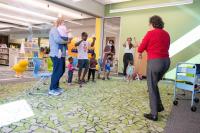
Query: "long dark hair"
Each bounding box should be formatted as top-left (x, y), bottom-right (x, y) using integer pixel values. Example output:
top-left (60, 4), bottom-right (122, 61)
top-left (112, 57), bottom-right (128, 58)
top-left (127, 37), bottom-right (133, 49)
top-left (109, 40), bottom-right (115, 54)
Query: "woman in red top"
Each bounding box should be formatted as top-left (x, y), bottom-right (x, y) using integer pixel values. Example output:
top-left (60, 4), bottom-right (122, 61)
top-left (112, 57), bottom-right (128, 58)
top-left (137, 15), bottom-right (170, 121)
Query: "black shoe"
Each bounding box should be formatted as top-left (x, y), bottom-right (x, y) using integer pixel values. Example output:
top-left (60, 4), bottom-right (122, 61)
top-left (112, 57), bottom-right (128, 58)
top-left (107, 77), bottom-right (110, 80)
top-left (144, 113), bottom-right (158, 121)
top-left (158, 105), bottom-right (164, 112)
top-left (82, 79), bottom-right (87, 84)
top-left (102, 77), bottom-right (105, 80)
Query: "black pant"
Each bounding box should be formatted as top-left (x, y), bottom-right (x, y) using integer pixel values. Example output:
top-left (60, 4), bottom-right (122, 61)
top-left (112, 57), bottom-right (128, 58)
top-left (68, 70), bottom-right (73, 83)
top-left (147, 58), bottom-right (170, 116)
top-left (123, 53), bottom-right (133, 76)
top-left (88, 69), bottom-right (96, 81)
top-left (50, 57), bottom-right (65, 90)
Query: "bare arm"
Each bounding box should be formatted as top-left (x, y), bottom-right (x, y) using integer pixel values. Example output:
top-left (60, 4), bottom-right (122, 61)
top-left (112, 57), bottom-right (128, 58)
top-left (133, 37), bottom-right (139, 47)
top-left (91, 37), bottom-right (96, 47)
top-left (123, 42), bottom-right (126, 47)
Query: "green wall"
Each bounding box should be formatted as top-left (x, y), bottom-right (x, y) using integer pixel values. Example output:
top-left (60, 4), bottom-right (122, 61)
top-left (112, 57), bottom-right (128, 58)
top-left (105, 0), bottom-right (200, 79)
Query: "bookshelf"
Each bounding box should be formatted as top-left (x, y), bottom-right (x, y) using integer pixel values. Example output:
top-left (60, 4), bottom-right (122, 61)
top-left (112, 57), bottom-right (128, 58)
top-left (0, 48), bottom-right (9, 65)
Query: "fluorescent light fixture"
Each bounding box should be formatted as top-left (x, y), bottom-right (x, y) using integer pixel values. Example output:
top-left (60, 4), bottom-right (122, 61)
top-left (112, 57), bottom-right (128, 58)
top-left (0, 18), bottom-right (42, 29)
top-left (0, 29), bottom-right (11, 32)
top-left (95, 0), bottom-right (131, 4)
top-left (16, 0), bottom-right (85, 19)
top-left (105, 30), bottom-right (118, 35)
top-left (0, 13), bottom-right (48, 24)
top-left (105, 24), bottom-right (119, 31)
top-left (0, 23), bottom-right (29, 30)
top-left (169, 25), bottom-right (200, 57)
top-left (110, 0), bottom-right (193, 13)
top-left (0, 3), bottom-right (56, 21)
top-left (65, 20), bottom-right (83, 26)
top-left (73, 0), bottom-right (82, 2)
top-left (0, 100), bottom-right (34, 127)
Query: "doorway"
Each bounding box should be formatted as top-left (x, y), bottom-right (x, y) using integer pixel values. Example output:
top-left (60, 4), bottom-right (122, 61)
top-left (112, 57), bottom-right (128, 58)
top-left (103, 17), bottom-right (120, 74)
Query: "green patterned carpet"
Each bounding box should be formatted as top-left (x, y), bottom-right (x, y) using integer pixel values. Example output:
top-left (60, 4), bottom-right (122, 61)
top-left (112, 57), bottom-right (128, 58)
top-left (0, 78), bottom-right (173, 133)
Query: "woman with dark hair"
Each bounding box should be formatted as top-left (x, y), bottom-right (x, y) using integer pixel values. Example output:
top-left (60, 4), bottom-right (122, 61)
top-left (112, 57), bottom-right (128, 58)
top-left (102, 40), bottom-right (115, 80)
top-left (137, 15), bottom-right (170, 121)
top-left (122, 37), bottom-right (138, 78)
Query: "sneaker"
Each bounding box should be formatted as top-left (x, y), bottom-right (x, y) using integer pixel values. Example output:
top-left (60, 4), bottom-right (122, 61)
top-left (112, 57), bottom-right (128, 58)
top-left (48, 90), bottom-right (61, 96)
top-left (68, 83), bottom-right (72, 86)
top-left (57, 88), bottom-right (64, 93)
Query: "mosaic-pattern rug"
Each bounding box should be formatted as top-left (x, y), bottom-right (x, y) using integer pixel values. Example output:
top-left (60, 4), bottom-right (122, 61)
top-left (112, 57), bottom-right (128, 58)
top-left (0, 79), bottom-right (173, 133)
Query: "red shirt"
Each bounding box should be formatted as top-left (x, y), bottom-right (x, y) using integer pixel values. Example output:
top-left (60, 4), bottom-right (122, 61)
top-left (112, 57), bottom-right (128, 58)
top-left (138, 28), bottom-right (170, 60)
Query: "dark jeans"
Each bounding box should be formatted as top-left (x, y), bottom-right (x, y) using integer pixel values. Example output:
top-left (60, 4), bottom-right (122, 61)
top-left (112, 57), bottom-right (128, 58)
top-left (123, 53), bottom-right (133, 76)
top-left (49, 57), bottom-right (65, 90)
top-left (68, 70), bottom-right (73, 83)
top-left (147, 58), bottom-right (170, 116)
top-left (88, 69), bottom-right (96, 81)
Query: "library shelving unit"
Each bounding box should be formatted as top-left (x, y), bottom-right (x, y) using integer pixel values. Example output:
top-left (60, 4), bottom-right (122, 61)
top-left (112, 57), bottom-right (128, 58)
top-left (0, 47), bottom-right (9, 66)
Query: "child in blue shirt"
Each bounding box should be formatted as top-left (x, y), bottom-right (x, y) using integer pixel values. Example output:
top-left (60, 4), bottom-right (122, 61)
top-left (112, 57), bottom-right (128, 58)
top-left (102, 55), bottom-right (112, 80)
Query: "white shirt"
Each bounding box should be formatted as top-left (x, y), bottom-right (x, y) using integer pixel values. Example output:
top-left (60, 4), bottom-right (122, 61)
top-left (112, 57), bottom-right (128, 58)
top-left (57, 25), bottom-right (68, 38)
top-left (124, 43), bottom-right (134, 54)
top-left (77, 41), bottom-right (90, 59)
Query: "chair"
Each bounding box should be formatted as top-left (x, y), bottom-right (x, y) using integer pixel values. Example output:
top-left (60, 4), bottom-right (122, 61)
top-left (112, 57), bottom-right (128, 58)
top-left (28, 57), bottom-right (52, 95)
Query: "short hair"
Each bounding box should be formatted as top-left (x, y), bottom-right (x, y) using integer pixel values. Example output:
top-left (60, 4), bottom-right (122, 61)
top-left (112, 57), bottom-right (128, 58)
top-left (149, 15), bottom-right (164, 29)
top-left (81, 32), bottom-right (88, 37)
top-left (109, 40), bottom-right (114, 44)
top-left (91, 53), bottom-right (96, 57)
top-left (68, 57), bottom-right (73, 61)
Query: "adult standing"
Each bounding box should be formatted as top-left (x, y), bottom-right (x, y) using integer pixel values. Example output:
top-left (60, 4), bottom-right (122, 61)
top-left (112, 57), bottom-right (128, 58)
top-left (109, 40), bottom-right (116, 62)
top-left (102, 40), bottom-right (115, 80)
top-left (122, 37), bottom-right (137, 78)
top-left (49, 18), bottom-right (67, 96)
top-left (137, 15), bottom-right (170, 121)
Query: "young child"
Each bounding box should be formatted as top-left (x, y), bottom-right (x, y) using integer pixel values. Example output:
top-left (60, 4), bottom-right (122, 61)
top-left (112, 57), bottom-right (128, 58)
top-left (75, 32), bottom-right (96, 87)
top-left (126, 61), bottom-right (134, 82)
top-left (57, 20), bottom-right (69, 58)
top-left (88, 53), bottom-right (97, 82)
top-left (67, 57), bottom-right (74, 85)
top-left (102, 55), bottom-right (112, 80)
top-left (97, 57), bottom-right (103, 79)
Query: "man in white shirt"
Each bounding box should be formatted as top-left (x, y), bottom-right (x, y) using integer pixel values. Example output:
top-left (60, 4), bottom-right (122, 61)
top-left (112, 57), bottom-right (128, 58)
top-left (75, 32), bottom-right (96, 86)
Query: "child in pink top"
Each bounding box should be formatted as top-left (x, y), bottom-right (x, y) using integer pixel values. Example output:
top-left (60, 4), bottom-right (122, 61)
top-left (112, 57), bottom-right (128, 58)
top-left (67, 57), bottom-right (74, 85)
